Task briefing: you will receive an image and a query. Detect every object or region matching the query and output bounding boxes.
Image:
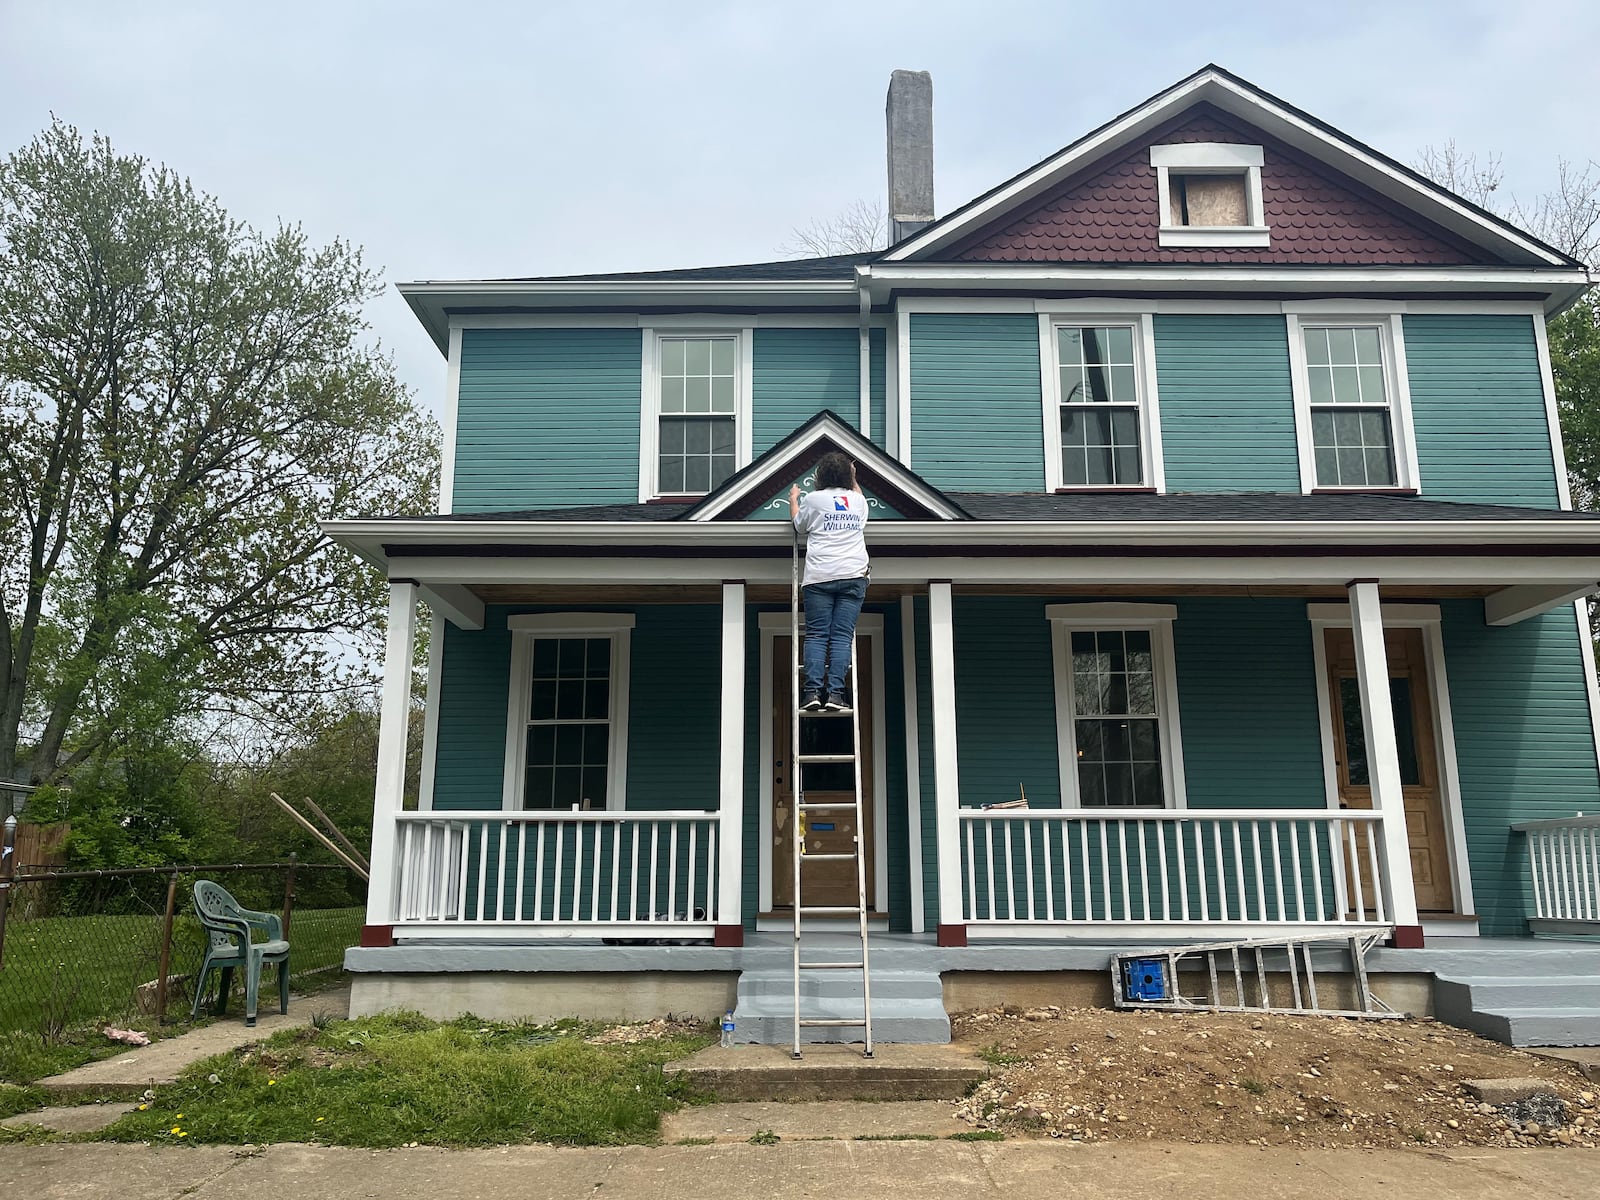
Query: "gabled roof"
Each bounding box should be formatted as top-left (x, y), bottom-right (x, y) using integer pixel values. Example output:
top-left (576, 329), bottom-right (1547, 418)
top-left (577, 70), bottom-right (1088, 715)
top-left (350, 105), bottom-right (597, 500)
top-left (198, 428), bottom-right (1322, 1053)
top-left (682, 410), bottom-right (970, 521)
top-left (883, 65), bottom-right (1582, 270)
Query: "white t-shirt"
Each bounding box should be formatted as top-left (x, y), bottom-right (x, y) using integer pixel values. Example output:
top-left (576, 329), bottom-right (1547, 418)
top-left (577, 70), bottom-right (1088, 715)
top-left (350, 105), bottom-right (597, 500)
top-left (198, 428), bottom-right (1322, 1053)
top-left (794, 488), bottom-right (869, 586)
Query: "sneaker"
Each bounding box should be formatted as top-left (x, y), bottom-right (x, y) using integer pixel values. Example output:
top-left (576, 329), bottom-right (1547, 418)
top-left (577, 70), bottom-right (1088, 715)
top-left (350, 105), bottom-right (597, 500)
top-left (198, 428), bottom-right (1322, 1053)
top-left (801, 692), bottom-right (824, 712)
top-left (824, 694), bottom-right (852, 712)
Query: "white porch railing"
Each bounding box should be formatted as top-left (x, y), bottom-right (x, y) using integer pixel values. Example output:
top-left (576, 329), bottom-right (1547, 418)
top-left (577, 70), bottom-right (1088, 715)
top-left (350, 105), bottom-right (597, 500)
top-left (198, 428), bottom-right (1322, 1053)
top-left (1513, 814), bottom-right (1600, 934)
top-left (959, 808), bottom-right (1393, 930)
top-left (390, 811), bottom-right (720, 937)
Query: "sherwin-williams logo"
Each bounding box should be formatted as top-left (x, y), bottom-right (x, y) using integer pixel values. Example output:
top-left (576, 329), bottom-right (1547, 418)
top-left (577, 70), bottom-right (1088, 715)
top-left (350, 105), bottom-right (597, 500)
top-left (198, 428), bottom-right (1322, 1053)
top-left (833, 496), bottom-right (850, 511)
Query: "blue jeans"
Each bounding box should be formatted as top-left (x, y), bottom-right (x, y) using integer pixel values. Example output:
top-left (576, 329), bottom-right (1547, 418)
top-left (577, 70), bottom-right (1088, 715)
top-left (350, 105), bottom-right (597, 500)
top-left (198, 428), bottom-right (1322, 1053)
top-left (802, 576), bottom-right (868, 697)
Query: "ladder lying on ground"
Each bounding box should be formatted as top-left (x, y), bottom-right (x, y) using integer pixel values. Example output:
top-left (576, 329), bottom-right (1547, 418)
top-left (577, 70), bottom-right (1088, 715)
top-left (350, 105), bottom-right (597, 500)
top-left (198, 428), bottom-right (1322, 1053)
top-left (1110, 931), bottom-right (1405, 1019)
top-left (789, 529), bottom-right (873, 1059)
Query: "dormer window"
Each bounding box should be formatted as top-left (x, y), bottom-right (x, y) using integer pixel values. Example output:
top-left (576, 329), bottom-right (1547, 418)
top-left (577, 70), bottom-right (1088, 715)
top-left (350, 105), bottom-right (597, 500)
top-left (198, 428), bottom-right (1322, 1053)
top-left (1151, 143), bottom-right (1269, 248)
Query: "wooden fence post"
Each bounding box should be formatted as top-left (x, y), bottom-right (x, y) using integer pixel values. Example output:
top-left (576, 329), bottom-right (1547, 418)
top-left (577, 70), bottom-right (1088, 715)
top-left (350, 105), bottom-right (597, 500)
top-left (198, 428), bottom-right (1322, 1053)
top-left (282, 853), bottom-right (297, 941)
top-left (155, 870), bottom-right (179, 1024)
top-left (0, 815), bottom-right (14, 969)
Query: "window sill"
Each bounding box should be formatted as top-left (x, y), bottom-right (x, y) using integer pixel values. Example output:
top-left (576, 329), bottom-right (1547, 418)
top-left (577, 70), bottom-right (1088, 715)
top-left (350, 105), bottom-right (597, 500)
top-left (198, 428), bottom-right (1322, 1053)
top-left (1158, 225), bottom-right (1270, 248)
top-left (1053, 486), bottom-right (1158, 495)
top-left (1309, 487), bottom-right (1419, 496)
top-left (647, 495), bottom-right (699, 505)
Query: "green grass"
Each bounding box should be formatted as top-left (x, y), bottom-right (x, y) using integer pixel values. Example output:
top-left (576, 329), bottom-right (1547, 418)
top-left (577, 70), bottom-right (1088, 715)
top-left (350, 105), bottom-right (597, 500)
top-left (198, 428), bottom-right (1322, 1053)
top-left (97, 1011), bottom-right (715, 1147)
top-left (974, 1043), bottom-right (1026, 1067)
top-left (949, 1130), bottom-right (1005, 1141)
top-left (0, 907), bottom-right (362, 1083)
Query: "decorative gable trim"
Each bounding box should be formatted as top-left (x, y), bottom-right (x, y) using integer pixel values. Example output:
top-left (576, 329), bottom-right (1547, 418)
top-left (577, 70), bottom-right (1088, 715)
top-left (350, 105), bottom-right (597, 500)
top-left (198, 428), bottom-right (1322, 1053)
top-left (681, 410), bottom-right (969, 522)
top-left (882, 65), bottom-right (1577, 270)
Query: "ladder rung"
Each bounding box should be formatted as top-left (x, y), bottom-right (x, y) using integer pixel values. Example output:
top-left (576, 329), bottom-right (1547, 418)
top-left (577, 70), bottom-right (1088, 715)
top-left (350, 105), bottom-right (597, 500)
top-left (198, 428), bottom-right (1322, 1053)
top-left (797, 753), bottom-right (856, 764)
top-left (799, 1018), bottom-right (868, 1027)
top-left (800, 852), bottom-right (858, 862)
top-left (797, 905), bottom-right (863, 916)
top-left (799, 802), bottom-right (857, 811)
top-left (799, 961), bottom-right (865, 970)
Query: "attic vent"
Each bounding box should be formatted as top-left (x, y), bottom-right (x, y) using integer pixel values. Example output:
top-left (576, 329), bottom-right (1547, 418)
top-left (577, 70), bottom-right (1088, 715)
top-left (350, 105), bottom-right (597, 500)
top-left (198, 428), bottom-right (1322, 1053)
top-left (1151, 142), bottom-right (1269, 248)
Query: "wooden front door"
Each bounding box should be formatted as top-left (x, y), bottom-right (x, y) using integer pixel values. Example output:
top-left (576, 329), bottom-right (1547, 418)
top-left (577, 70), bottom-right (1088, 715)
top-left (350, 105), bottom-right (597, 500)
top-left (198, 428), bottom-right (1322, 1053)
top-left (1323, 627), bottom-right (1455, 913)
top-left (771, 635), bottom-right (876, 910)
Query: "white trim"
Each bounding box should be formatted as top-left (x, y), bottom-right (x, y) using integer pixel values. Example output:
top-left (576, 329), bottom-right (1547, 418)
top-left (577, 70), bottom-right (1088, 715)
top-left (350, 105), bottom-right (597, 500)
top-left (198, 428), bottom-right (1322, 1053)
top-left (638, 327), bottom-right (753, 501)
top-left (900, 595), bottom-right (926, 933)
top-left (1309, 598), bottom-right (1465, 918)
top-left (501, 614), bottom-right (635, 813)
top-left (439, 326), bottom-right (463, 515)
top-left (717, 584), bottom-right (746, 926)
top-left (1534, 312), bottom-right (1575, 511)
top-left (858, 290), bottom-right (872, 443)
top-left (756, 611), bottom-right (887, 915)
top-left (885, 314), bottom-right (901, 459)
top-left (927, 583), bottom-right (963, 928)
top-left (1288, 313), bottom-right (1418, 494)
top-left (1046, 603), bottom-right (1187, 810)
top-left (896, 307), bottom-right (913, 467)
top-left (445, 312), bottom-right (891, 332)
top-left (418, 612), bottom-right (444, 811)
top-left (1039, 313), bottom-right (1166, 493)
top-left (1575, 599), bottom-right (1600, 782)
top-left (417, 583), bottom-right (484, 631)
top-left (683, 412), bottom-right (966, 523)
top-left (367, 581), bottom-right (418, 926)
top-left (1158, 226), bottom-right (1270, 248)
top-left (1485, 584), bottom-right (1598, 627)
top-left (879, 68), bottom-right (1570, 268)
top-left (890, 296), bottom-right (1551, 318)
top-left (1150, 142), bottom-right (1264, 169)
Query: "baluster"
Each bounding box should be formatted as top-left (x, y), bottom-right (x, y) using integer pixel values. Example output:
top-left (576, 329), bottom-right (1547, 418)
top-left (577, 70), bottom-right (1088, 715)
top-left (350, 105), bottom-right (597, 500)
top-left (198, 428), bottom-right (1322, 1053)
top-left (1230, 820), bottom-right (1248, 924)
top-left (1342, 820), bottom-right (1365, 920)
top-left (628, 821), bottom-right (641, 922)
top-left (704, 820), bottom-right (717, 922)
top-left (647, 823), bottom-right (660, 924)
top-left (533, 822), bottom-right (547, 922)
top-left (1557, 828), bottom-right (1573, 921)
top-left (685, 822), bottom-right (699, 922)
top-left (1098, 819), bottom-right (1112, 922)
top-left (1250, 821), bottom-right (1267, 922)
top-left (1078, 820), bottom-right (1092, 922)
top-left (1134, 819), bottom-right (1149, 920)
top-left (1268, 821), bottom-right (1285, 922)
top-left (666, 822), bottom-right (680, 921)
top-left (1307, 820), bottom-right (1325, 922)
top-left (1043, 818), bottom-right (1056, 922)
top-left (1193, 821), bottom-right (1209, 922)
top-left (963, 818), bottom-right (977, 921)
top-left (453, 825), bottom-right (469, 920)
top-left (474, 823), bottom-right (489, 922)
top-left (1211, 821), bottom-right (1228, 921)
top-left (1022, 818), bottom-right (1037, 922)
top-left (1172, 817), bottom-right (1188, 922)
top-left (513, 824), bottom-right (526, 923)
top-left (1003, 819), bottom-right (1017, 921)
top-left (1153, 816), bottom-right (1168, 922)
top-left (1364, 820), bottom-right (1385, 924)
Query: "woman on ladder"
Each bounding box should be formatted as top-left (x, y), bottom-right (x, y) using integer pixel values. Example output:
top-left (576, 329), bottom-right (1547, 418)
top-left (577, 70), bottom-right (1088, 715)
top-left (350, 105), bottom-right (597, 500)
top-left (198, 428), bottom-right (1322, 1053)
top-left (789, 452), bottom-right (869, 712)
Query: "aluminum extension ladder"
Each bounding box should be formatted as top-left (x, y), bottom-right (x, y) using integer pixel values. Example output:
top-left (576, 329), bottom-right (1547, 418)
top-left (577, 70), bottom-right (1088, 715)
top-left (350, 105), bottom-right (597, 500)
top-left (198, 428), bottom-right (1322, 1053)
top-left (1110, 931), bottom-right (1406, 1019)
top-left (789, 529), bottom-right (873, 1058)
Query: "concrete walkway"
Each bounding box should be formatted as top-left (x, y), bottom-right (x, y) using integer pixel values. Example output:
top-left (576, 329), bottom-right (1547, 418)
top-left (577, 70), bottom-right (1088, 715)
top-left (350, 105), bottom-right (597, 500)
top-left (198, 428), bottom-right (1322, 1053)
top-left (1, 1140), bottom-right (1595, 1200)
top-left (35, 987), bottom-right (351, 1098)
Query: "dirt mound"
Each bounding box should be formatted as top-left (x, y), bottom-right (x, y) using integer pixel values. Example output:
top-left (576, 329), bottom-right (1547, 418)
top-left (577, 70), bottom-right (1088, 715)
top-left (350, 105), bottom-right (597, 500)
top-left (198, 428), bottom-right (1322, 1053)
top-left (950, 1005), bottom-right (1598, 1149)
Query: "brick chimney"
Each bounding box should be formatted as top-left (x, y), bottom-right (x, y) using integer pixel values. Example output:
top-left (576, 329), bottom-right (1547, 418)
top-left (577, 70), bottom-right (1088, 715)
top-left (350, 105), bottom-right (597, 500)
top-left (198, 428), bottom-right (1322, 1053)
top-left (887, 70), bottom-right (934, 244)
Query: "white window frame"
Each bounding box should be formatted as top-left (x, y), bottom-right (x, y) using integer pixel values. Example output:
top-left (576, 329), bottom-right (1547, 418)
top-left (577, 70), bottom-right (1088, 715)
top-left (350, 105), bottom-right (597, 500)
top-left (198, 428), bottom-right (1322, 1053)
top-left (1286, 312), bottom-right (1420, 494)
top-left (501, 613), bottom-right (635, 812)
top-left (1047, 603), bottom-right (1187, 810)
top-left (1039, 312), bottom-right (1166, 492)
top-left (1151, 142), bottom-right (1269, 248)
top-left (638, 326), bottom-right (755, 501)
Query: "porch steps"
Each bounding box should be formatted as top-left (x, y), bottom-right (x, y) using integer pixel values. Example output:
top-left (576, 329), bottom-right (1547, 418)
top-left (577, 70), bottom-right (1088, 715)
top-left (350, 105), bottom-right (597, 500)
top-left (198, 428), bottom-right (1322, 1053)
top-left (1434, 974), bottom-right (1600, 1047)
top-left (732, 963), bottom-right (949, 1046)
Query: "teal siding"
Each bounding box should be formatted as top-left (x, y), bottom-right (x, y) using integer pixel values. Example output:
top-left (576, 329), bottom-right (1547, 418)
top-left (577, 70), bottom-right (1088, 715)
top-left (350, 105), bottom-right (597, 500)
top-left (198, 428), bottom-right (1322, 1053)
top-left (1172, 599), bottom-right (1326, 809)
top-left (432, 620), bottom-right (513, 809)
top-left (952, 597), bottom-right (1062, 808)
top-left (752, 328), bottom-right (860, 452)
top-left (869, 326), bottom-right (887, 450)
top-left (453, 329), bottom-right (641, 512)
top-left (1155, 315), bottom-right (1301, 492)
top-left (909, 314), bottom-right (1044, 491)
top-left (1406, 314), bottom-right (1560, 508)
top-left (1442, 601), bottom-right (1600, 936)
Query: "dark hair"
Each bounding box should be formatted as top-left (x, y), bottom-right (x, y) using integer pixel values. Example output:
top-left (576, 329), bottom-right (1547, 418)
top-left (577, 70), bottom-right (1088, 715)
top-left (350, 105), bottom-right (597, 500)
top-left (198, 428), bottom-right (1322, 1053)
top-left (813, 452), bottom-right (855, 490)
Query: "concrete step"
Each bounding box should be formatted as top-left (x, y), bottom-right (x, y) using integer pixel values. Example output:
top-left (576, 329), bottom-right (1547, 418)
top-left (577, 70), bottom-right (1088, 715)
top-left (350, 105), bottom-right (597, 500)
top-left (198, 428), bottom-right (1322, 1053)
top-left (732, 965), bottom-right (950, 1046)
top-left (1434, 976), bottom-right (1600, 1048)
top-left (663, 1043), bottom-right (989, 1101)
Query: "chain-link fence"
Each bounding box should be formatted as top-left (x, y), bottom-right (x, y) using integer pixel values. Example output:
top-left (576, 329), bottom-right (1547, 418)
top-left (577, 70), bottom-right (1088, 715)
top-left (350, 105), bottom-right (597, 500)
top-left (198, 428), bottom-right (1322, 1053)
top-left (0, 858), bottom-right (365, 1082)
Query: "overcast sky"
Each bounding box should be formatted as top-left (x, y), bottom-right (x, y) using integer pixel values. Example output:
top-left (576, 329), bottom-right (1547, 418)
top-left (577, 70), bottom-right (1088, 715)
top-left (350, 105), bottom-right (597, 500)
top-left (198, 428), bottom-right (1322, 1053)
top-left (3, 0), bottom-right (1597, 415)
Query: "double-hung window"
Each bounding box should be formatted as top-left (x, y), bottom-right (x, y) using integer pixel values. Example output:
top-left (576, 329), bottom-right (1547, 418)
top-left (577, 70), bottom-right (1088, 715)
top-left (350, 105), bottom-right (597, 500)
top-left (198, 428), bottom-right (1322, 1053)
top-left (502, 615), bottom-right (633, 811)
top-left (1048, 605), bottom-right (1185, 809)
top-left (1288, 314), bottom-right (1417, 492)
top-left (1042, 316), bottom-right (1162, 490)
top-left (647, 333), bottom-right (746, 497)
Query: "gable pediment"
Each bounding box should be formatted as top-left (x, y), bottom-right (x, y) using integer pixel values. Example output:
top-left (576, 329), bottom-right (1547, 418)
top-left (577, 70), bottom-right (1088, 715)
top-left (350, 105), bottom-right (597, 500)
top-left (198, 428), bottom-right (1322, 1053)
top-left (682, 411), bottom-right (967, 522)
top-left (943, 104), bottom-right (1486, 267)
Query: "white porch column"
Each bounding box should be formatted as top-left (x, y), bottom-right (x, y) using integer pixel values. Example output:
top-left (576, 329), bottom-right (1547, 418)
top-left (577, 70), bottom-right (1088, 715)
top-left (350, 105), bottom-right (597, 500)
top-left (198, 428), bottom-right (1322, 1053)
top-left (927, 581), bottom-right (966, 944)
top-left (1347, 580), bottom-right (1422, 940)
top-left (364, 581), bottom-right (418, 937)
top-left (716, 582), bottom-right (746, 944)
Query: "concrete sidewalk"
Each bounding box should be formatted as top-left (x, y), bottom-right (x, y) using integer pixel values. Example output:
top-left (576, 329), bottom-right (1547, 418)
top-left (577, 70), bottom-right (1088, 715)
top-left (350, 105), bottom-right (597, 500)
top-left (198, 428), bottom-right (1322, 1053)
top-left (2, 1140), bottom-right (1594, 1200)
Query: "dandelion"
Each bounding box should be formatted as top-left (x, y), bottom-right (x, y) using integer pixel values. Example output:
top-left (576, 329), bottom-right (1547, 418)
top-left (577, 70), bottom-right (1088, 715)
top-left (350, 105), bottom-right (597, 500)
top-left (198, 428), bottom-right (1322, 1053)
top-left (137, 1104), bottom-right (148, 1111)
top-left (267, 1079), bottom-right (276, 1086)
top-left (178, 1132), bottom-right (189, 1138)
top-left (175, 1114), bottom-right (184, 1119)
top-left (316, 1117), bottom-right (325, 1123)
top-left (170, 1126), bottom-right (182, 1135)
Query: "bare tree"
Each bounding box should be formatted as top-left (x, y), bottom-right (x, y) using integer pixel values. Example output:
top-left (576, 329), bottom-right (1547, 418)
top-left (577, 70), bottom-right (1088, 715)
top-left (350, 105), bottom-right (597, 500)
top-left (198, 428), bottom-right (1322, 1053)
top-left (1507, 159), bottom-right (1600, 268)
top-left (779, 198), bottom-right (887, 258)
top-left (1414, 141), bottom-right (1504, 210)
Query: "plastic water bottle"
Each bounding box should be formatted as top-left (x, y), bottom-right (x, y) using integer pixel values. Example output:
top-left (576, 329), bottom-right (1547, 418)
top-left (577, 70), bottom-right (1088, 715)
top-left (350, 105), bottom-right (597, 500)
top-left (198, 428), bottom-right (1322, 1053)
top-left (720, 1010), bottom-right (735, 1048)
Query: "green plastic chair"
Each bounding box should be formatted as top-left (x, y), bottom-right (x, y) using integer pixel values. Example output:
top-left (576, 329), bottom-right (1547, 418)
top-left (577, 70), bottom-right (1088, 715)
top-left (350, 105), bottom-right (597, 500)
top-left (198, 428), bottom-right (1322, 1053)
top-left (190, 880), bottom-right (290, 1027)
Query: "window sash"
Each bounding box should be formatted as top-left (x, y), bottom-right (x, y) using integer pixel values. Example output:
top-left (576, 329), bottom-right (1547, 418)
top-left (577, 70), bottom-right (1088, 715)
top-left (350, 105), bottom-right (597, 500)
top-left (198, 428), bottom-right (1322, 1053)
top-left (521, 635), bottom-right (614, 811)
top-left (1303, 324), bottom-right (1399, 488)
top-left (652, 333), bottom-right (742, 497)
top-left (1053, 323), bottom-right (1146, 489)
top-left (1053, 622), bottom-right (1177, 809)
